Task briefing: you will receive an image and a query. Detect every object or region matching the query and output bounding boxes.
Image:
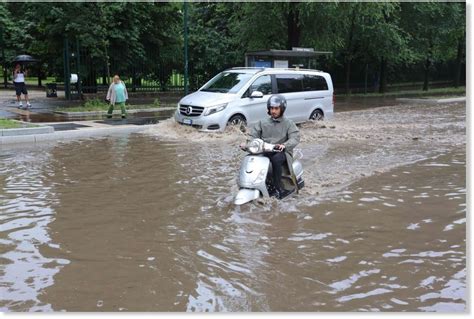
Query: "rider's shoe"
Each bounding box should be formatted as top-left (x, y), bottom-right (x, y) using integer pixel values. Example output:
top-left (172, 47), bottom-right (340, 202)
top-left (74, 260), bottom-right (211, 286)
top-left (268, 188), bottom-right (279, 198)
top-left (276, 187), bottom-right (295, 200)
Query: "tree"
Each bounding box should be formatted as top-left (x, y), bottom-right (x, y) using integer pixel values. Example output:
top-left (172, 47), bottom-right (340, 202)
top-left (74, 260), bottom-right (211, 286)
top-left (400, 2), bottom-right (465, 91)
top-left (0, 3), bottom-right (28, 85)
top-left (186, 2), bottom-right (242, 89)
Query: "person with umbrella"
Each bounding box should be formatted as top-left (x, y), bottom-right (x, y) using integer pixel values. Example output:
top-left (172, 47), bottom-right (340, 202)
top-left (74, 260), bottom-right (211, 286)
top-left (13, 63), bottom-right (31, 109)
top-left (12, 55), bottom-right (37, 109)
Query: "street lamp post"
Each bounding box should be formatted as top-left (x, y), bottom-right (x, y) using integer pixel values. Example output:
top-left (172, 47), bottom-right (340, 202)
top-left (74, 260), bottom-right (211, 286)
top-left (183, 0), bottom-right (189, 95)
top-left (0, 25), bottom-right (7, 89)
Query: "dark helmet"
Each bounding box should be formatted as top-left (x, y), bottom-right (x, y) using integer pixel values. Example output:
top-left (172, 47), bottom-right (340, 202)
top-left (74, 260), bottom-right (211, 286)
top-left (267, 94), bottom-right (287, 116)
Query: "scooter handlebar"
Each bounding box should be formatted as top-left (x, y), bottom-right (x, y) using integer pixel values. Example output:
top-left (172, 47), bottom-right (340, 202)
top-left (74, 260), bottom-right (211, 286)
top-left (241, 139), bottom-right (284, 154)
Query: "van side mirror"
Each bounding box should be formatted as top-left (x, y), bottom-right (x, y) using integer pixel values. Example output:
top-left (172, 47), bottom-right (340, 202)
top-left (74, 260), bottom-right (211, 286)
top-left (250, 91), bottom-right (263, 98)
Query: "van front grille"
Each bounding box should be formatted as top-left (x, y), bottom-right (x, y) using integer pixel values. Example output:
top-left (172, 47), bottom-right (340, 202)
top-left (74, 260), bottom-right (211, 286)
top-left (179, 104), bottom-right (204, 117)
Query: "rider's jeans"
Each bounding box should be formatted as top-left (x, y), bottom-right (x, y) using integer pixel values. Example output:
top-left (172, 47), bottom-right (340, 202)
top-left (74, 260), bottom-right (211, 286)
top-left (264, 152), bottom-right (286, 190)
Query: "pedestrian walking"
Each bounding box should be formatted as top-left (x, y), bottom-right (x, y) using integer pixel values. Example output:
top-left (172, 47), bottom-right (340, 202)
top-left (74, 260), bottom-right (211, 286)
top-left (106, 75), bottom-right (128, 119)
top-left (13, 64), bottom-right (31, 109)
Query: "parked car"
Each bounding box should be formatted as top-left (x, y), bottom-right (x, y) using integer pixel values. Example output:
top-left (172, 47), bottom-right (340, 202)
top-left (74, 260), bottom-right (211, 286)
top-left (174, 67), bottom-right (334, 132)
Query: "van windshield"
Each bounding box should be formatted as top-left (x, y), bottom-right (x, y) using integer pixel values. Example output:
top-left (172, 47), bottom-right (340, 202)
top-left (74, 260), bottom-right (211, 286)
top-left (200, 72), bottom-right (253, 94)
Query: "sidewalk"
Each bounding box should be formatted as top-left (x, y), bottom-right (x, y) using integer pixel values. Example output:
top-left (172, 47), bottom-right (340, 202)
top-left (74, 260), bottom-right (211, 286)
top-left (0, 119), bottom-right (158, 146)
top-left (0, 88), bottom-right (177, 146)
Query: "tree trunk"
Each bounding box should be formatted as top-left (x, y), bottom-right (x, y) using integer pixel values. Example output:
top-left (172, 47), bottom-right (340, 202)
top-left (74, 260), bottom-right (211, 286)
top-left (423, 57), bottom-right (430, 91)
top-left (38, 69), bottom-right (42, 87)
top-left (286, 2), bottom-right (301, 49)
top-left (343, 6), bottom-right (357, 95)
top-left (345, 59), bottom-right (351, 94)
top-left (83, 68), bottom-right (98, 93)
top-left (453, 38), bottom-right (463, 87)
top-left (102, 71), bottom-right (107, 85)
top-left (379, 57), bottom-right (387, 93)
top-left (3, 66), bottom-right (7, 88)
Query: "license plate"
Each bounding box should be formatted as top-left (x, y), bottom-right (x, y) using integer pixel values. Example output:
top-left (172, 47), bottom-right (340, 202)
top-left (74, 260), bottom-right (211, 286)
top-left (183, 118), bottom-right (193, 125)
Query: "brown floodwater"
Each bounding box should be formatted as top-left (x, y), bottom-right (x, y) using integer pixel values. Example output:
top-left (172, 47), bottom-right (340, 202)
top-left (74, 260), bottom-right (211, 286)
top-left (0, 102), bottom-right (466, 312)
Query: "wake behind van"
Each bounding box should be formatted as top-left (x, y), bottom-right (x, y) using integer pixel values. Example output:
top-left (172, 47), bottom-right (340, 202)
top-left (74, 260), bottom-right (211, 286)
top-left (174, 67), bottom-right (334, 132)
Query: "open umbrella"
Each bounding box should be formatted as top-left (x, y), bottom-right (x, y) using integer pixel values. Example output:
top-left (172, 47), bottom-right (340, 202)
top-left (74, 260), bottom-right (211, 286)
top-left (13, 54), bottom-right (38, 64)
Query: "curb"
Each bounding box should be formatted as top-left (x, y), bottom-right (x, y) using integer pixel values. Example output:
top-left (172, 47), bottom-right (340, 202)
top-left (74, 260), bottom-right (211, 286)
top-left (1, 125), bottom-right (54, 136)
top-left (0, 124), bottom-right (155, 146)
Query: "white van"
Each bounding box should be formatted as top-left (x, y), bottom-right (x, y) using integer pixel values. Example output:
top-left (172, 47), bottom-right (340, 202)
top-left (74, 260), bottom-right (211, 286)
top-left (174, 67), bottom-right (334, 132)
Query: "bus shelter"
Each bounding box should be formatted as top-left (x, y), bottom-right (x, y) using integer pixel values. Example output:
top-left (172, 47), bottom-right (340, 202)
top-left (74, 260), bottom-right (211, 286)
top-left (245, 48), bottom-right (332, 69)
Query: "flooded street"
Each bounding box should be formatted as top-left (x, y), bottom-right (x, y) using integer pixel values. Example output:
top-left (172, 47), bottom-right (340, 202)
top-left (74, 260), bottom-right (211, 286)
top-left (0, 102), bottom-right (466, 312)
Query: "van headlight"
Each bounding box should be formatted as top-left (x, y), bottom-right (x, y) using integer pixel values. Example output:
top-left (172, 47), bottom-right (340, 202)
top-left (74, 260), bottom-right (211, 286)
top-left (203, 103), bottom-right (227, 116)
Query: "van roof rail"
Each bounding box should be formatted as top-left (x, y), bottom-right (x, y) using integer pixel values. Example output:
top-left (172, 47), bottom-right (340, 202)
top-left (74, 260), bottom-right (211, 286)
top-left (227, 67), bottom-right (265, 72)
top-left (229, 67), bottom-right (264, 70)
top-left (266, 67), bottom-right (323, 72)
top-left (226, 66), bottom-right (324, 73)
top-left (227, 67), bottom-right (324, 73)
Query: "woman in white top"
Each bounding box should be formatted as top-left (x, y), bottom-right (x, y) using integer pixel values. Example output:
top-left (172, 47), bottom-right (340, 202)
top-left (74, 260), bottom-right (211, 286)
top-left (13, 64), bottom-right (31, 109)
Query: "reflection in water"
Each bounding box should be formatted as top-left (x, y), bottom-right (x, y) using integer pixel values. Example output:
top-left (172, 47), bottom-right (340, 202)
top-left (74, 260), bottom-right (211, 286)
top-left (0, 102), bottom-right (466, 312)
top-left (0, 148), bottom-right (66, 311)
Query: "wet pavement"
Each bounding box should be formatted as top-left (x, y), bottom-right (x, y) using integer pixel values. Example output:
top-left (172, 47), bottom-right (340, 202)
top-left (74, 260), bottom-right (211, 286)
top-left (0, 101), bottom-right (465, 312)
top-left (0, 89), bottom-right (177, 124)
top-left (0, 88), bottom-right (407, 125)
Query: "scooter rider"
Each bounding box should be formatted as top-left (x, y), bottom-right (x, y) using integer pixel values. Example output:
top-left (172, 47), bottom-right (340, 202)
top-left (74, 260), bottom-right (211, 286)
top-left (246, 94), bottom-right (300, 199)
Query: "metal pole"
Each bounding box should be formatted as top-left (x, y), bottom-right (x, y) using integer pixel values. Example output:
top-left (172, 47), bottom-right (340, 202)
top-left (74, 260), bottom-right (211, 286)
top-left (364, 63), bottom-right (368, 94)
top-left (105, 43), bottom-right (110, 84)
top-left (184, 0), bottom-right (189, 95)
top-left (64, 38), bottom-right (70, 100)
top-left (0, 26), bottom-right (7, 89)
top-left (76, 38), bottom-right (81, 98)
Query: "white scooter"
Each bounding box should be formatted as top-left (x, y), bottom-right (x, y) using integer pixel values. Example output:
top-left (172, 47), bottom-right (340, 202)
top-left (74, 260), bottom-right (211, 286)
top-left (234, 138), bottom-right (304, 205)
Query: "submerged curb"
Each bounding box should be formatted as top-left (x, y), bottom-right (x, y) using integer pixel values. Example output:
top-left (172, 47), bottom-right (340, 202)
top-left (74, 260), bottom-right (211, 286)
top-left (0, 124), bottom-right (155, 146)
top-left (396, 97), bottom-right (466, 104)
top-left (54, 107), bottom-right (176, 117)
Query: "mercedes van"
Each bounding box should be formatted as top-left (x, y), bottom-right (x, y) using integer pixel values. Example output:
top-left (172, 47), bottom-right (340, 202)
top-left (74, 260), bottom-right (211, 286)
top-left (174, 67), bottom-right (334, 132)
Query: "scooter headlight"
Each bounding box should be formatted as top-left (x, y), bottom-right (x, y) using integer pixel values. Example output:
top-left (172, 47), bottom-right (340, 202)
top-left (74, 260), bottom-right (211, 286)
top-left (203, 103), bottom-right (227, 116)
top-left (247, 139), bottom-right (263, 154)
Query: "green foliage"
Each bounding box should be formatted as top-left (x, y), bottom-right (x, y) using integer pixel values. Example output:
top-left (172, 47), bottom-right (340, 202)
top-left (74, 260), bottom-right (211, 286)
top-left (0, 119), bottom-right (37, 129)
top-left (82, 99), bottom-right (109, 110)
top-left (341, 86), bottom-right (465, 98)
top-left (57, 99), bottom-right (165, 112)
top-left (0, 2), bottom-right (466, 92)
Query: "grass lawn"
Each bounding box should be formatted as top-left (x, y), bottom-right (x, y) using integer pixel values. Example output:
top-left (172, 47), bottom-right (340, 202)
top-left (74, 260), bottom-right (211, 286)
top-left (0, 119), bottom-right (37, 129)
top-left (55, 99), bottom-right (170, 112)
top-left (416, 95), bottom-right (465, 99)
top-left (338, 86), bottom-right (466, 98)
top-left (24, 76), bottom-right (57, 84)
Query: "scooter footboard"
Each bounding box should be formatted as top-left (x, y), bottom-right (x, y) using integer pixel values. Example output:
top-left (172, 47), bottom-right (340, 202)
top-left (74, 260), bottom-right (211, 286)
top-left (234, 189), bottom-right (260, 205)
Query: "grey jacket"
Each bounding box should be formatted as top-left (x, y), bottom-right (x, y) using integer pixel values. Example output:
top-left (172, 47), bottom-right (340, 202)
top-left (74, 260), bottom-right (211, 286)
top-left (249, 116), bottom-right (300, 155)
top-left (106, 81), bottom-right (128, 105)
top-left (249, 116), bottom-right (301, 190)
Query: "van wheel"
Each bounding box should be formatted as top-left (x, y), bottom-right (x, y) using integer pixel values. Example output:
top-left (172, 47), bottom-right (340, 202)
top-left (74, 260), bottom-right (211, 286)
top-left (310, 109), bottom-right (324, 121)
top-left (228, 114), bottom-right (247, 126)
